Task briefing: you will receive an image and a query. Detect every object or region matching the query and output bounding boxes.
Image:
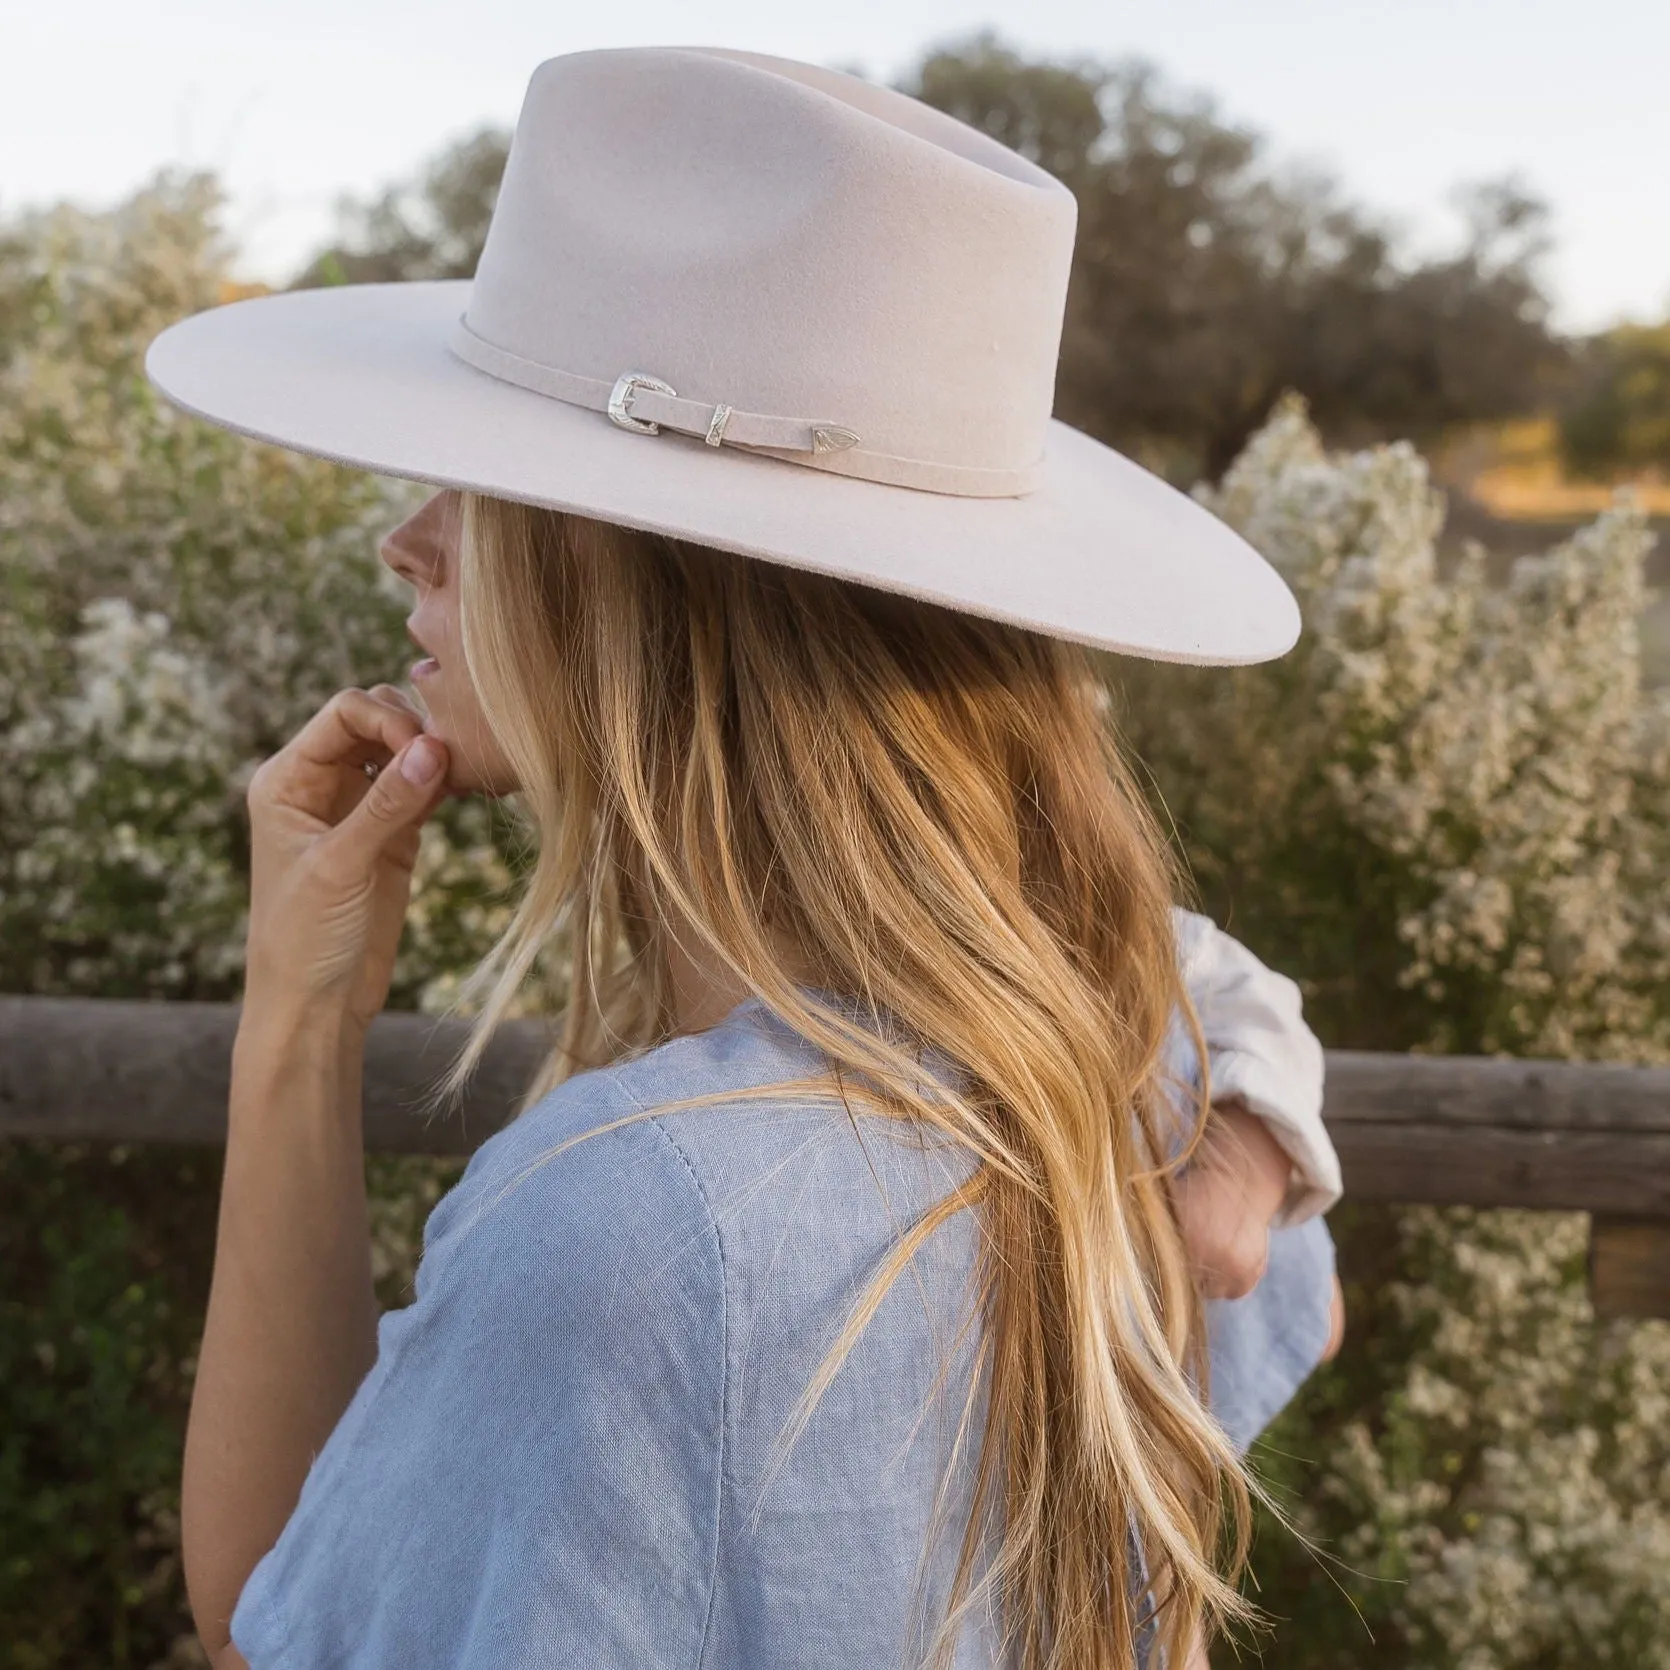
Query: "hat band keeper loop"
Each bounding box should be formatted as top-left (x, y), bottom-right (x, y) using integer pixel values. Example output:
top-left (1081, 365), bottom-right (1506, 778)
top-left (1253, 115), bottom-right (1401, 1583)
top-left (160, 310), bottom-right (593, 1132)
top-left (445, 315), bottom-right (1043, 499)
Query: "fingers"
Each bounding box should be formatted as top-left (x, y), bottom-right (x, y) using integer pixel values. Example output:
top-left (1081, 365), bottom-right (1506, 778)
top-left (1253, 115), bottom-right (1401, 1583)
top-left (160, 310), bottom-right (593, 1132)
top-left (319, 732), bottom-right (451, 877)
top-left (247, 684), bottom-right (449, 837)
top-left (247, 687), bottom-right (435, 825)
top-left (288, 687), bottom-right (427, 774)
top-left (368, 682), bottom-right (426, 722)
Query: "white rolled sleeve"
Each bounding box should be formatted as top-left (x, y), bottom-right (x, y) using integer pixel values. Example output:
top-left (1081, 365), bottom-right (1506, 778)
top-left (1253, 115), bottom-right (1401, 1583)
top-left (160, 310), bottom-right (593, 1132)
top-left (1168, 907), bottom-right (1343, 1228)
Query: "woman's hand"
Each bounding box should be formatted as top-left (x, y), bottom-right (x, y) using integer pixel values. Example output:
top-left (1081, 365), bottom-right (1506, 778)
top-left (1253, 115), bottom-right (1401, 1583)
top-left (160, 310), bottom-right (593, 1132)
top-left (243, 684), bottom-right (451, 1034)
top-left (1174, 1098), bottom-right (1293, 1301)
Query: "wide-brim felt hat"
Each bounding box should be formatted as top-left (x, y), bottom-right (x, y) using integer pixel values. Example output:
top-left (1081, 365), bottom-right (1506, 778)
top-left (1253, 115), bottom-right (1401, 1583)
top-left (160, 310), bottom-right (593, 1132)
top-left (145, 45), bottom-right (1300, 666)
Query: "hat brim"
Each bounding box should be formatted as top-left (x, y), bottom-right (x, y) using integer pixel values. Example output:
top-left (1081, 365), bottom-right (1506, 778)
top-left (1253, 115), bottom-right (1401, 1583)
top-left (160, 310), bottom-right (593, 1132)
top-left (144, 281), bottom-right (1299, 666)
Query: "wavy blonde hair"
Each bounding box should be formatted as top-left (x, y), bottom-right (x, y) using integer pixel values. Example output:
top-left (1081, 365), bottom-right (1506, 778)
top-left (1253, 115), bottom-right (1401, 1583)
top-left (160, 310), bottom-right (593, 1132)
top-left (426, 490), bottom-right (1296, 1670)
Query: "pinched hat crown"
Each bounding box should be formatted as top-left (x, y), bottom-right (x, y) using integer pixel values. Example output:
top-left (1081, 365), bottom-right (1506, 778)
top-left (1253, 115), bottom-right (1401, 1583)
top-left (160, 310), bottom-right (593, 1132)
top-left (447, 48), bottom-right (1078, 497)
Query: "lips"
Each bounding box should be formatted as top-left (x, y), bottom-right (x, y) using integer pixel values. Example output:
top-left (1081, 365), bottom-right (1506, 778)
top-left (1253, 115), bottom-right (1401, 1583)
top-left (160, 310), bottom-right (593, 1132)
top-left (402, 621), bottom-right (439, 684)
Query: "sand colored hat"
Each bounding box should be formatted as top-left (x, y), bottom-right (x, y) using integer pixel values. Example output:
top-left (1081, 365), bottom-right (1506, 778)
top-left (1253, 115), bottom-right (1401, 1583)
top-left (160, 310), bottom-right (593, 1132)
top-left (144, 45), bottom-right (1299, 665)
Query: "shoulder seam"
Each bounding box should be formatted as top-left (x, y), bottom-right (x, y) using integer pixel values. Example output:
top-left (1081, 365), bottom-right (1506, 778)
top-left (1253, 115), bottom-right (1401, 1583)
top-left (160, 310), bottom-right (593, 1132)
top-left (610, 1073), bottom-right (728, 1670)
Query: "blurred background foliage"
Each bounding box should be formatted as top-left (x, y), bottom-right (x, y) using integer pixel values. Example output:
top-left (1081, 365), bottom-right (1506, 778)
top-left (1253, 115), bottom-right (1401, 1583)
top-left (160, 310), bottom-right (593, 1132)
top-left (2, 34), bottom-right (1668, 1669)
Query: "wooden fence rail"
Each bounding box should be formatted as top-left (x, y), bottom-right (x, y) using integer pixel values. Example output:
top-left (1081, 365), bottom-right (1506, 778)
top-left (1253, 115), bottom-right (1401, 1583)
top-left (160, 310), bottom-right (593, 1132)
top-left (3, 996), bottom-right (1668, 1319)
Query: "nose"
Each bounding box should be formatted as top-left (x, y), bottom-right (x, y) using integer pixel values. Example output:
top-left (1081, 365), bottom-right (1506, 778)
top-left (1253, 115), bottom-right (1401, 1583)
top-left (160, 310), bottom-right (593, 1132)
top-left (379, 528), bottom-right (427, 583)
top-left (379, 494), bottom-right (449, 584)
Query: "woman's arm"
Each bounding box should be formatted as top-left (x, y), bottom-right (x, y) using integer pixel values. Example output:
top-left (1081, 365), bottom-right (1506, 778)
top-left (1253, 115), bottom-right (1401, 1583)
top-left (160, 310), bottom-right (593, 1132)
top-left (183, 1008), bottom-right (377, 1664)
top-left (181, 686), bottom-right (452, 1664)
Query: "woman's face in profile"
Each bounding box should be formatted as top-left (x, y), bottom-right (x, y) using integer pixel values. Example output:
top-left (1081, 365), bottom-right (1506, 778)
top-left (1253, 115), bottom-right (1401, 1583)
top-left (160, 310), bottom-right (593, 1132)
top-left (379, 487), bottom-right (520, 798)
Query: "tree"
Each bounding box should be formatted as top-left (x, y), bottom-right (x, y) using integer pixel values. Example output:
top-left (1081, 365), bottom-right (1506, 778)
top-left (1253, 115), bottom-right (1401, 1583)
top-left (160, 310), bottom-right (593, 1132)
top-left (907, 35), bottom-right (1569, 480)
top-left (289, 127), bottom-right (511, 288)
top-left (286, 38), bottom-right (1570, 485)
top-left (1559, 319), bottom-right (1670, 480)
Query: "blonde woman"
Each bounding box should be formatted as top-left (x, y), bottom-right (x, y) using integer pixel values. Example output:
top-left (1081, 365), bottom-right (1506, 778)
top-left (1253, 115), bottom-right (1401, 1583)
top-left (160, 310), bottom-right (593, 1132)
top-left (149, 48), bottom-right (1345, 1670)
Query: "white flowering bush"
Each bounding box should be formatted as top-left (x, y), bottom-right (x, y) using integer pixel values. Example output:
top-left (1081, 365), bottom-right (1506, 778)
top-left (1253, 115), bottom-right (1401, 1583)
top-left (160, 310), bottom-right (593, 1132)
top-left (1115, 392), bottom-right (1670, 1666)
top-left (3, 175), bottom-right (1666, 1666)
top-left (0, 170), bottom-right (521, 1012)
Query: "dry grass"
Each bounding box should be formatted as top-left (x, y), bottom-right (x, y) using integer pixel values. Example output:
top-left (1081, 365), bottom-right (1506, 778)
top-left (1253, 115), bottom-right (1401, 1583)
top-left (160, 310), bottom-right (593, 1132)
top-left (1450, 415), bottom-right (1670, 519)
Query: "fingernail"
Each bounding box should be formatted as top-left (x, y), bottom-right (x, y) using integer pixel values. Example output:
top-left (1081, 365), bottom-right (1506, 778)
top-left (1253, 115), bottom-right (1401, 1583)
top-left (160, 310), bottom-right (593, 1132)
top-left (400, 736), bottom-right (443, 784)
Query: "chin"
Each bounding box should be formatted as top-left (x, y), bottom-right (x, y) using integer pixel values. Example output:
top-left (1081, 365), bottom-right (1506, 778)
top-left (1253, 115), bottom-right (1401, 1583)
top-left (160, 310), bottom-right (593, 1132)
top-left (414, 708), bottom-right (519, 798)
top-left (446, 746), bottom-right (522, 800)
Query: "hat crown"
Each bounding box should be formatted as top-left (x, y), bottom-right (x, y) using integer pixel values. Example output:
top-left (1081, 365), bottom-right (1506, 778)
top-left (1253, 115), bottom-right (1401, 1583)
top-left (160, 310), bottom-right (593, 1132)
top-left (460, 48), bottom-right (1079, 492)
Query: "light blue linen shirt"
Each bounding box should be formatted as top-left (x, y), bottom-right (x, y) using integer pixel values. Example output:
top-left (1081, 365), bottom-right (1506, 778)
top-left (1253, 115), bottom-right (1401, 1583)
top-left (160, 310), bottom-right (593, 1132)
top-left (231, 998), bottom-right (1336, 1670)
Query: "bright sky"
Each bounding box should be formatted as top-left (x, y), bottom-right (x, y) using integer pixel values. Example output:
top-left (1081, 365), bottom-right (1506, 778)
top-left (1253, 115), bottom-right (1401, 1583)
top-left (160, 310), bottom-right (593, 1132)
top-left (7, 0), bottom-right (1666, 336)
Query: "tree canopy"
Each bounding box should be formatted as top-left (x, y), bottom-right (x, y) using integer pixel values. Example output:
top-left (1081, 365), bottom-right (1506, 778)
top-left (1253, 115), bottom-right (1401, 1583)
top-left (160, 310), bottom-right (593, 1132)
top-left (289, 35), bottom-right (1572, 483)
top-left (907, 35), bottom-right (1567, 479)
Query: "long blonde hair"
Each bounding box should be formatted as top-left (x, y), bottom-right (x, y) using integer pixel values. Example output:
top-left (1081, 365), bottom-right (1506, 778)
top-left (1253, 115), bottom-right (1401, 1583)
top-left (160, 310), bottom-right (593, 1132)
top-left (427, 491), bottom-right (1295, 1669)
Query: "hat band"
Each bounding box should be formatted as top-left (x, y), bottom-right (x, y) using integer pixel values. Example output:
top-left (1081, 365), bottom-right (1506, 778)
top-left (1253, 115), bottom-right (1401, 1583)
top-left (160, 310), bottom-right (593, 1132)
top-left (445, 315), bottom-right (1043, 499)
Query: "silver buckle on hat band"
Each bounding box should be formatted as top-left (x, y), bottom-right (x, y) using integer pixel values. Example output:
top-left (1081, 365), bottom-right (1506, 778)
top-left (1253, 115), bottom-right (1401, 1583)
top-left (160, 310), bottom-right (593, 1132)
top-left (607, 369), bottom-right (858, 459)
top-left (608, 372), bottom-right (677, 436)
top-left (446, 318), bottom-right (1048, 494)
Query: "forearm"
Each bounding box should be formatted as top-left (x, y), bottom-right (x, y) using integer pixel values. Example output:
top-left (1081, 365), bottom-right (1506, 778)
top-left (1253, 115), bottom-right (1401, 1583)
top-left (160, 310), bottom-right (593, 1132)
top-left (182, 1002), bottom-right (380, 1654)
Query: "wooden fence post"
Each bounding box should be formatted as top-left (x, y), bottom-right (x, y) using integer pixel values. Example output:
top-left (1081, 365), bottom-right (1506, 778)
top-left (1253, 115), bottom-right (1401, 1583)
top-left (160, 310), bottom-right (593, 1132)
top-left (1589, 1217), bottom-right (1670, 1321)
